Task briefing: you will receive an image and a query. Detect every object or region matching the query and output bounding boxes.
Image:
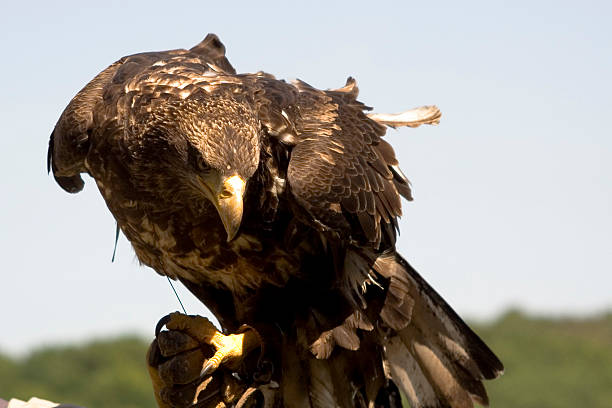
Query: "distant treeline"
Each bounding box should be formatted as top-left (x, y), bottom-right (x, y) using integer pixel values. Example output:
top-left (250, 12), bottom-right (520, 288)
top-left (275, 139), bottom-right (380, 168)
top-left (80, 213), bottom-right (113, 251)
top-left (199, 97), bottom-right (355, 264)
top-left (1, 311), bottom-right (611, 408)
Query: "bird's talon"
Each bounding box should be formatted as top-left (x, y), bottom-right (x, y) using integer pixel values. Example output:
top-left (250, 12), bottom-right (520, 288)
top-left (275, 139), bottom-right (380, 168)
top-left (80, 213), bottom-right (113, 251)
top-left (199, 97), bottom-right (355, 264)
top-left (155, 313), bottom-right (173, 337)
top-left (160, 312), bottom-right (261, 380)
top-left (200, 360), bottom-right (217, 379)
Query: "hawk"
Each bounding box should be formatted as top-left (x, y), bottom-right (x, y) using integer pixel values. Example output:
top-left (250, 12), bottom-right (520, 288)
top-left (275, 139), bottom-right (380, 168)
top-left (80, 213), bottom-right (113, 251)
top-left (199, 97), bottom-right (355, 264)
top-left (48, 34), bottom-right (503, 407)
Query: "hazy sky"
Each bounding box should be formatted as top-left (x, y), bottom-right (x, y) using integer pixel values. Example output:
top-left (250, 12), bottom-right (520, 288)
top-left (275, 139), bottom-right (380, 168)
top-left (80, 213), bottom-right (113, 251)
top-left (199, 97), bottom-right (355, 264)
top-left (1, 1), bottom-right (610, 354)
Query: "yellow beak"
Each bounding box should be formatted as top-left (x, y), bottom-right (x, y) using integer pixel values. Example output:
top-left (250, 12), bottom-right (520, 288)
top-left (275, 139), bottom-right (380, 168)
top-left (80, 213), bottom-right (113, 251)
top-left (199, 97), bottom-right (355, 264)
top-left (213, 175), bottom-right (246, 241)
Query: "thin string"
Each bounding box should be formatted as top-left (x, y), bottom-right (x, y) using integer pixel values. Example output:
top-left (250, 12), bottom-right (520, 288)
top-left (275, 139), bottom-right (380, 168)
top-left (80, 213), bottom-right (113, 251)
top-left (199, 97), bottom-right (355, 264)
top-left (110, 223), bottom-right (187, 314)
top-left (167, 276), bottom-right (187, 314)
top-left (111, 223), bottom-right (120, 263)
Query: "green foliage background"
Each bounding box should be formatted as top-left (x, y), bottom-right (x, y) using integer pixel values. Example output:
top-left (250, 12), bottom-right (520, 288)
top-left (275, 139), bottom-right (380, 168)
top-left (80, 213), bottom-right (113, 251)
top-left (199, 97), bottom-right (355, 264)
top-left (0, 337), bottom-right (155, 408)
top-left (1, 311), bottom-right (611, 408)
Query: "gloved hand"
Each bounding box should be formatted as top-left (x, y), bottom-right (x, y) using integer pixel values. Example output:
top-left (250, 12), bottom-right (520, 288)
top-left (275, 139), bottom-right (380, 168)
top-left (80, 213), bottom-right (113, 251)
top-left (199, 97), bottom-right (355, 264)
top-left (146, 313), bottom-right (268, 408)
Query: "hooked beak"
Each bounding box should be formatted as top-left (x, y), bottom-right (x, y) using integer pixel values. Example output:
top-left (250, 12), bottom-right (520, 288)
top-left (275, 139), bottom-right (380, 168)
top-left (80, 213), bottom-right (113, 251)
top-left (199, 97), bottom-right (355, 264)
top-left (197, 174), bottom-right (246, 242)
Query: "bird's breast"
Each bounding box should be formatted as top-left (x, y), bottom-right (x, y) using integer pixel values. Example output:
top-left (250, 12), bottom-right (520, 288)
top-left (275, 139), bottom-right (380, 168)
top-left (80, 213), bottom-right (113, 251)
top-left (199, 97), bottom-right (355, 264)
top-left (92, 174), bottom-right (309, 299)
top-left (124, 211), bottom-right (302, 298)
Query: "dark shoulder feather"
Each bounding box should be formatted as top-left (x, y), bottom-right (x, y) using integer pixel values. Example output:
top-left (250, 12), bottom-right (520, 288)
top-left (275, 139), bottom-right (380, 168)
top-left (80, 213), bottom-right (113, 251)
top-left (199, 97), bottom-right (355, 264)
top-left (49, 59), bottom-right (125, 192)
top-left (48, 34), bottom-right (238, 193)
top-left (280, 77), bottom-right (412, 247)
top-left (189, 33), bottom-right (236, 74)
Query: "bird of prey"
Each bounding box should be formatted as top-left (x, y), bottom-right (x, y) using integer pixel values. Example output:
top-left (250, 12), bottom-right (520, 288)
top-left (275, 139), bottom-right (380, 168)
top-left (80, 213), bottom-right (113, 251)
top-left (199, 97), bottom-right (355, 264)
top-left (48, 34), bottom-right (503, 408)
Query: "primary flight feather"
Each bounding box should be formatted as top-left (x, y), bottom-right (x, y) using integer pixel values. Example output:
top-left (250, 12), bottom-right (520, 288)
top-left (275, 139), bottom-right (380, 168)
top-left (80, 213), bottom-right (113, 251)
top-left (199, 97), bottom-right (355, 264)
top-left (48, 34), bottom-right (502, 408)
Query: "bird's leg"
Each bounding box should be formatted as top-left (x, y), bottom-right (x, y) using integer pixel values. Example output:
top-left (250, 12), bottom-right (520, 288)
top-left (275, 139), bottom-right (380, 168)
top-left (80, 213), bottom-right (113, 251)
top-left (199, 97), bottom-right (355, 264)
top-left (159, 312), bottom-right (262, 377)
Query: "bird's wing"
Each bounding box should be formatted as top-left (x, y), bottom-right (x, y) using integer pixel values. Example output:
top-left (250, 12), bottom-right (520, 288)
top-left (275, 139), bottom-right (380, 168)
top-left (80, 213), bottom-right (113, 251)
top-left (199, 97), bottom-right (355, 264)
top-left (253, 77), bottom-right (504, 407)
top-left (48, 58), bottom-right (124, 193)
top-left (282, 78), bottom-right (414, 247)
top-left (48, 34), bottom-right (236, 193)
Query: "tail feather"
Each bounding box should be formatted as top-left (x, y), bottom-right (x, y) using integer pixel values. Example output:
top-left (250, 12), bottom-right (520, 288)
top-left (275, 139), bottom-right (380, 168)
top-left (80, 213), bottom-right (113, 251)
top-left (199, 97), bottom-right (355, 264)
top-left (374, 252), bottom-right (503, 407)
top-left (384, 336), bottom-right (442, 408)
top-left (396, 254), bottom-right (503, 380)
top-left (284, 313), bottom-right (405, 408)
top-left (283, 250), bottom-right (502, 408)
top-left (280, 338), bottom-right (312, 408)
top-left (308, 358), bottom-right (339, 408)
top-left (402, 330), bottom-right (477, 408)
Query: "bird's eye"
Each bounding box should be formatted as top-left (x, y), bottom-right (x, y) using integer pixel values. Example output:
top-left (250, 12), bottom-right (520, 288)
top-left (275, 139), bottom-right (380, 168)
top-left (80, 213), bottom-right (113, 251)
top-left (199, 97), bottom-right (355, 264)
top-left (196, 158), bottom-right (210, 173)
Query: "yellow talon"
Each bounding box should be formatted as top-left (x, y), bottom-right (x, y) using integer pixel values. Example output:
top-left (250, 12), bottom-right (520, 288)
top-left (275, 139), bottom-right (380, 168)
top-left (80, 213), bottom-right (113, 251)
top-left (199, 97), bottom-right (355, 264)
top-left (162, 312), bottom-right (261, 377)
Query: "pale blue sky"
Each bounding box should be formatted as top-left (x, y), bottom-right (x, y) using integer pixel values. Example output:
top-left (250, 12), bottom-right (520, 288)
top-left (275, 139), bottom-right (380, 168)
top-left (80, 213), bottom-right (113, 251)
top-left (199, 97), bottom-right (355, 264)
top-left (1, 1), bottom-right (610, 353)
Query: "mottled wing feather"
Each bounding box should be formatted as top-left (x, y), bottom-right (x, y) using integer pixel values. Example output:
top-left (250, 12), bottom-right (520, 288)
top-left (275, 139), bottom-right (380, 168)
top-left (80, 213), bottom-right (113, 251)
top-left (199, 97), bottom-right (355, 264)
top-left (189, 33), bottom-right (236, 74)
top-left (285, 78), bottom-right (412, 247)
top-left (49, 35), bottom-right (240, 196)
top-left (49, 59), bottom-right (125, 192)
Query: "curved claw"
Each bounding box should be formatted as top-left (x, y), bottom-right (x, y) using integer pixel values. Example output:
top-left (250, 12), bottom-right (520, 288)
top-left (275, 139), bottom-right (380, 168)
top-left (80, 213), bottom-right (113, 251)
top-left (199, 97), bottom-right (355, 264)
top-left (155, 312), bottom-right (262, 385)
top-left (198, 335), bottom-right (235, 379)
top-left (199, 329), bottom-right (261, 380)
top-left (200, 360), bottom-right (217, 379)
top-left (155, 313), bottom-right (173, 337)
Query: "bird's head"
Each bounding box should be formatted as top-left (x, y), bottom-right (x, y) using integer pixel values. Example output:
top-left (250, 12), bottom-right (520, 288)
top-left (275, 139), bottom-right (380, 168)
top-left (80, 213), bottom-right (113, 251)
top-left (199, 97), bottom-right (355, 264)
top-left (164, 93), bottom-right (261, 241)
